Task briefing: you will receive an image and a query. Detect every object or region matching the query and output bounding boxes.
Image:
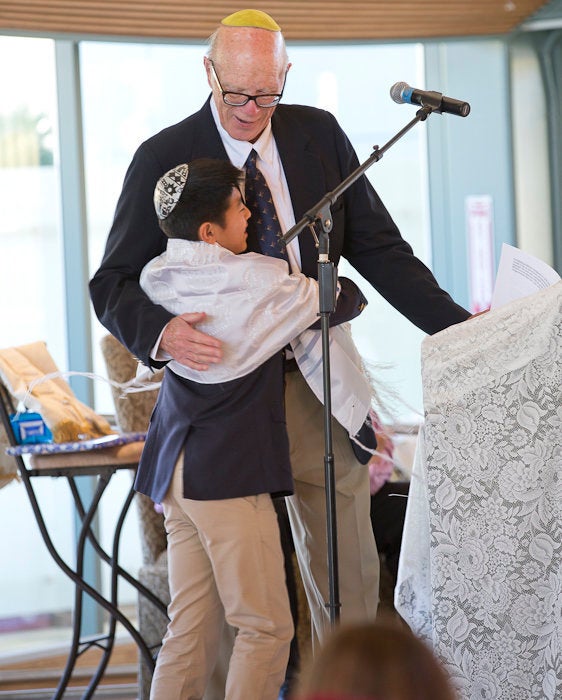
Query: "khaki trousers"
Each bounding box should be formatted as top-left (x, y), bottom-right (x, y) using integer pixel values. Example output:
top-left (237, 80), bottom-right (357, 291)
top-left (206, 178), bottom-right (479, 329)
top-left (151, 461), bottom-right (293, 700)
top-left (284, 370), bottom-right (380, 645)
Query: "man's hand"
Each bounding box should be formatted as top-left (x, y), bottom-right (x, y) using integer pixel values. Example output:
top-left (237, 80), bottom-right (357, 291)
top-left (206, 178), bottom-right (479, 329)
top-left (467, 309), bottom-right (489, 320)
top-left (160, 313), bottom-right (222, 371)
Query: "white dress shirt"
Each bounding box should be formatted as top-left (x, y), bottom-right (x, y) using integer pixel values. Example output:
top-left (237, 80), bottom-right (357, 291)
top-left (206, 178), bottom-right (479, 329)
top-left (209, 99), bottom-right (302, 272)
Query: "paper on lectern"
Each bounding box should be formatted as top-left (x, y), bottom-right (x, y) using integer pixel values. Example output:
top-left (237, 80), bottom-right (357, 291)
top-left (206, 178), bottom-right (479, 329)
top-left (490, 243), bottom-right (560, 309)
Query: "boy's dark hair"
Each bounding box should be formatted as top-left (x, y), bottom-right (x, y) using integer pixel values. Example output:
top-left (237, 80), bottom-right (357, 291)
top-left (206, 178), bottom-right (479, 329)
top-left (158, 158), bottom-right (243, 239)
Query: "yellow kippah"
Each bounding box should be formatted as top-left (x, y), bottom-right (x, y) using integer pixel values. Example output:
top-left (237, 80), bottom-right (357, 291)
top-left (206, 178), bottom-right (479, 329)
top-left (221, 9), bottom-right (281, 31)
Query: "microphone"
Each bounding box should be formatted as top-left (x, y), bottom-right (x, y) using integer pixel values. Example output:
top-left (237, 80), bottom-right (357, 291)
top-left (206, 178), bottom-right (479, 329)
top-left (390, 81), bottom-right (470, 117)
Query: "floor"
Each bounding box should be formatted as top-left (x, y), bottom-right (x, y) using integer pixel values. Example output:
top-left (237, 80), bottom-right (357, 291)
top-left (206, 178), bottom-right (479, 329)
top-left (0, 627), bottom-right (139, 699)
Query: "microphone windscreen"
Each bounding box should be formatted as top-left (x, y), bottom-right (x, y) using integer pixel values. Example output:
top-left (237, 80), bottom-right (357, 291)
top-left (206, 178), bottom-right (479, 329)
top-left (390, 81), bottom-right (409, 104)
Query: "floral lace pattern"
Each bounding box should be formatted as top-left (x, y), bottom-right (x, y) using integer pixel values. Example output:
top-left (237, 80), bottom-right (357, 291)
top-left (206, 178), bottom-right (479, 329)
top-left (396, 281), bottom-right (562, 700)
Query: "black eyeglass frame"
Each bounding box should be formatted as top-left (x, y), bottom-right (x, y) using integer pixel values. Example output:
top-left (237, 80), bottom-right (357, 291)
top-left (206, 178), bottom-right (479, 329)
top-left (208, 59), bottom-right (287, 108)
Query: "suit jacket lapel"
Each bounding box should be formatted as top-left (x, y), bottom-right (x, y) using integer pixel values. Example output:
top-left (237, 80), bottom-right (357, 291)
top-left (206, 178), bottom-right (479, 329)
top-left (272, 111), bottom-right (323, 278)
top-left (191, 98), bottom-right (231, 161)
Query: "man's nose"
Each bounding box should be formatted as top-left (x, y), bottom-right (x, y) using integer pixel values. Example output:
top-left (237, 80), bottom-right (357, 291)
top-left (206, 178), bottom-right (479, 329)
top-left (240, 99), bottom-right (261, 116)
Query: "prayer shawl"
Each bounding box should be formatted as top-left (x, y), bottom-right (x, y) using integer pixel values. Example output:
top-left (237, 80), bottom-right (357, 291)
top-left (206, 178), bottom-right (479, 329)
top-left (140, 240), bottom-right (372, 436)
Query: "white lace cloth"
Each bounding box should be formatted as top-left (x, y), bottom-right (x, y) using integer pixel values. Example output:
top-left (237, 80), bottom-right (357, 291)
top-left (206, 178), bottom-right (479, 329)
top-left (396, 281), bottom-right (562, 700)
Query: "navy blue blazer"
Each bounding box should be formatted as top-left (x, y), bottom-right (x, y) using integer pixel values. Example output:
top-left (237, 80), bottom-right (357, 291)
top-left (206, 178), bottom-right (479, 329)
top-left (91, 97), bottom-right (470, 499)
top-left (134, 355), bottom-right (293, 503)
top-left (90, 97), bottom-right (470, 368)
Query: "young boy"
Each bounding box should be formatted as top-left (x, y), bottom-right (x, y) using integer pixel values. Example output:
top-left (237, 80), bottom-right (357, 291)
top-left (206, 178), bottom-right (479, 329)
top-left (136, 158), bottom-right (374, 700)
top-left (135, 158), bottom-right (311, 700)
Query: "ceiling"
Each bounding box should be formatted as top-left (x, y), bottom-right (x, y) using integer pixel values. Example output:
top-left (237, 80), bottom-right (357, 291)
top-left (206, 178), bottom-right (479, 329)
top-left (0, 1), bottom-right (557, 42)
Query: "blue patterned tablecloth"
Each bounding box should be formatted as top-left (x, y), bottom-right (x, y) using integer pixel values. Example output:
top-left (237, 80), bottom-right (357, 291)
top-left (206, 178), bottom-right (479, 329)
top-left (6, 431), bottom-right (146, 456)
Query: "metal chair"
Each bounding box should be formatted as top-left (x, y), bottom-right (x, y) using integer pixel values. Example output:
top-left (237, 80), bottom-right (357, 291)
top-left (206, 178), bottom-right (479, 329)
top-left (0, 343), bottom-right (161, 699)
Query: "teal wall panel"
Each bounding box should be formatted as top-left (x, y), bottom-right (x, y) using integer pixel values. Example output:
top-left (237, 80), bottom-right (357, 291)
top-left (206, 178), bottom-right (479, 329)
top-left (424, 40), bottom-right (516, 310)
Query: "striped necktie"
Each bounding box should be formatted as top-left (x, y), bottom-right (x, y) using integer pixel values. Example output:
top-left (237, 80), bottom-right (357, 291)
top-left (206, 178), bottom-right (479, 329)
top-left (244, 149), bottom-right (288, 261)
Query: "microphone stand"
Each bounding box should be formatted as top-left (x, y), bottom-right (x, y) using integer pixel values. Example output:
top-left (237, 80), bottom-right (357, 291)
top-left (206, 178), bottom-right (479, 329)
top-left (283, 104), bottom-right (435, 627)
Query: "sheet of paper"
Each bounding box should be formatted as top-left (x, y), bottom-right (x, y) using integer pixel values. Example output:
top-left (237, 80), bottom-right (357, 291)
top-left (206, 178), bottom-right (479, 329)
top-left (490, 243), bottom-right (561, 310)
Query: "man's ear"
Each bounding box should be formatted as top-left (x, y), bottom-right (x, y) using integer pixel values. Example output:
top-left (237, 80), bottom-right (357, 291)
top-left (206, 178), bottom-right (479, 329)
top-left (203, 56), bottom-right (213, 89)
top-left (198, 222), bottom-right (216, 244)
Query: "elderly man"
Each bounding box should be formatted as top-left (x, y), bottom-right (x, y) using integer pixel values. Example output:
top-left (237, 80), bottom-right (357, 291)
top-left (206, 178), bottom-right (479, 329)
top-left (90, 8), bottom-right (470, 699)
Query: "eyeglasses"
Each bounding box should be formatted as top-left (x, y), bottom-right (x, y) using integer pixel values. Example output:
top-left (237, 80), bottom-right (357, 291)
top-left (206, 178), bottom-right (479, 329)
top-left (208, 59), bottom-right (286, 108)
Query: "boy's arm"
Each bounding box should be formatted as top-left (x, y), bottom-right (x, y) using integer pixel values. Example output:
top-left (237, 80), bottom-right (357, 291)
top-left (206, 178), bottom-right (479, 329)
top-left (308, 276), bottom-right (368, 330)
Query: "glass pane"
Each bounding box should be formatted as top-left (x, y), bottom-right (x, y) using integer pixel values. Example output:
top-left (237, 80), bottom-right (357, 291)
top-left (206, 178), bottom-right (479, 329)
top-left (0, 35), bottom-right (72, 650)
top-left (0, 37), bottom-right (66, 363)
top-left (81, 41), bottom-right (210, 416)
top-left (284, 44), bottom-right (427, 425)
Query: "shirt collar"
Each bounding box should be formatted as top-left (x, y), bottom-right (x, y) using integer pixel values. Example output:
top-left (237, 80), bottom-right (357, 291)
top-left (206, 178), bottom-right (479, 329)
top-left (210, 97), bottom-right (275, 169)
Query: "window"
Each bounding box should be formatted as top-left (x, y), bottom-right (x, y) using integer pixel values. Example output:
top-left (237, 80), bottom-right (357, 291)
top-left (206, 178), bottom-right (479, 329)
top-left (0, 37), bottom-right (66, 362)
top-left (81, 41), bottom-right (210, 414)
top-left (0, 35), bottom-right (428, 655)
top-left (285, 44), bottom-right (428, 424)
top-left (0, 35), bottom-right (73, 642)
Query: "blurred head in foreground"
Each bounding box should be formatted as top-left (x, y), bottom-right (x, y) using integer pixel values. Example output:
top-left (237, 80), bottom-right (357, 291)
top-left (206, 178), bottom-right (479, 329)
top-left (295, 618), bottom-right (458, 700)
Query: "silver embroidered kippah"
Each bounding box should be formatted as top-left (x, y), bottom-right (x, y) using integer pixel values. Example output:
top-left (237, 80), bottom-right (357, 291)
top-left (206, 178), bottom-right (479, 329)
top-left (154, 163), bottom-right (189, 219)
